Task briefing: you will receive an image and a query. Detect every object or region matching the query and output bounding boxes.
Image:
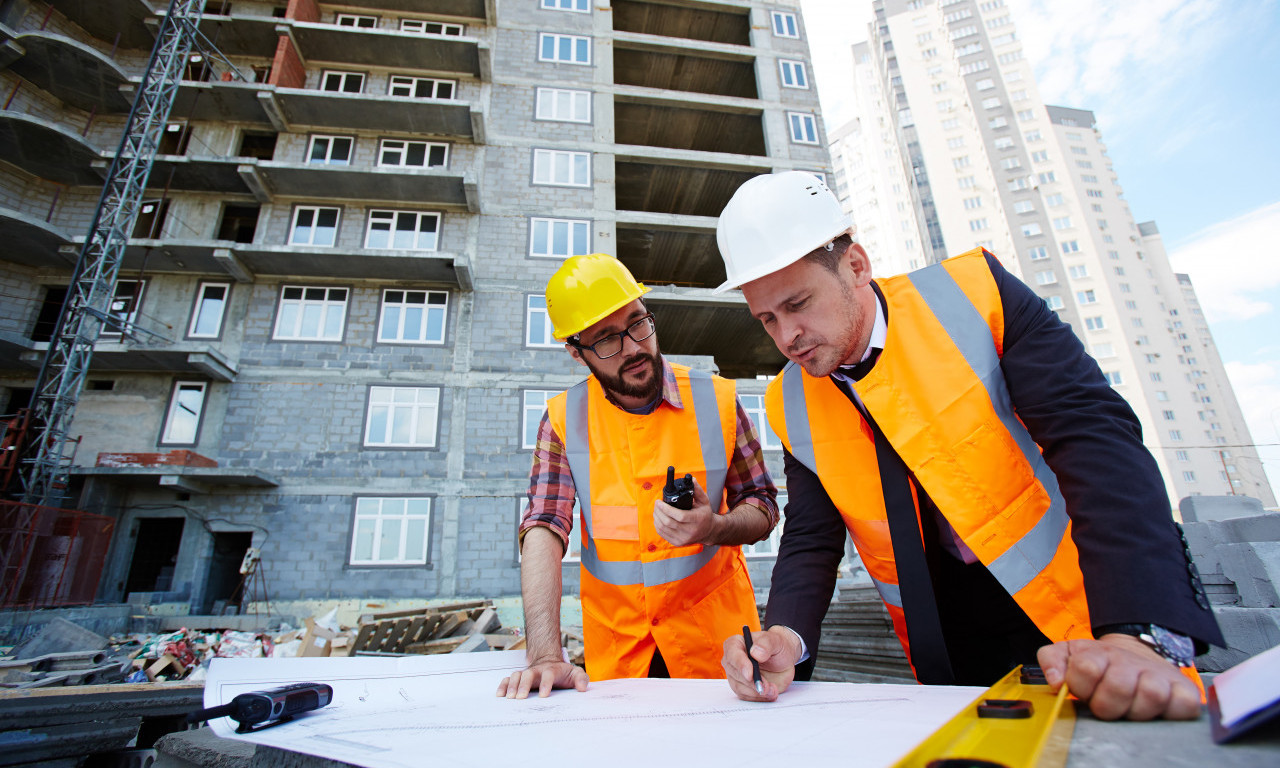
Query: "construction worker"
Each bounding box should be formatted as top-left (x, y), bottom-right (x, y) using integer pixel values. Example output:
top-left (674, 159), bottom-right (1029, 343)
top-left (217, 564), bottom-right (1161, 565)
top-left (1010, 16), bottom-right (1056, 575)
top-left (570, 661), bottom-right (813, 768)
top-left (714, 172), bottom-right (1224, 721)
top-left (497, 253), bottom-right (779, 699)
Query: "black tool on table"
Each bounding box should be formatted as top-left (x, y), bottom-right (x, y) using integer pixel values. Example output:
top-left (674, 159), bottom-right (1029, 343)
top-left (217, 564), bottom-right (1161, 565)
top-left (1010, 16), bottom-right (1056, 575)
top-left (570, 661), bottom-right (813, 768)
top-left (187, 682), bottom-right (333, 733)
top-left (663, 466), bottom-right (695, 510)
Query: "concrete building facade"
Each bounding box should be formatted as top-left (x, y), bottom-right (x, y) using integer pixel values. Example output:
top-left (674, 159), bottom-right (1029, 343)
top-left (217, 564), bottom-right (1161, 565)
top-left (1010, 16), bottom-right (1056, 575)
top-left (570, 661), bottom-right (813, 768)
top-left (0, 0), bottom-right (829, 613)
top-left (833, 0), bottom-right (1274, 509)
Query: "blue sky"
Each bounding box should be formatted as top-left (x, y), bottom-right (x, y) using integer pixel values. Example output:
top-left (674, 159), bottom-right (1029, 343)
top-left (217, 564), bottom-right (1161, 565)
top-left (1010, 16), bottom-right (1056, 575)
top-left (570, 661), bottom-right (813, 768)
top-left (799, 0), bottom-right (1280, 502)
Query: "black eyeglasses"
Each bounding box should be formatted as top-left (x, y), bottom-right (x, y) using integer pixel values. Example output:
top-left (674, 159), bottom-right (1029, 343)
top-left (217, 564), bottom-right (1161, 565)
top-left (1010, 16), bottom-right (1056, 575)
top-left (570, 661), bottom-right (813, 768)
top-left (572, 313), bottom-right (656, 359)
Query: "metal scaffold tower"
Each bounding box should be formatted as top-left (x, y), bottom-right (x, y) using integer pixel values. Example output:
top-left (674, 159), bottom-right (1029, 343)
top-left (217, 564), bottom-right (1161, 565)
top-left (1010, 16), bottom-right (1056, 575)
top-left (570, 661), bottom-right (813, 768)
top-left (18, 0), bottom-right (204, 508)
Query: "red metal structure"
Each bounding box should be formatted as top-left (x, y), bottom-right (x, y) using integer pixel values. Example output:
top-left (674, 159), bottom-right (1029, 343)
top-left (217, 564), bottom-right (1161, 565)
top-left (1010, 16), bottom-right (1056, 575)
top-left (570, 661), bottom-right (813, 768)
top-left (0, 501), bottom-right (114, 609)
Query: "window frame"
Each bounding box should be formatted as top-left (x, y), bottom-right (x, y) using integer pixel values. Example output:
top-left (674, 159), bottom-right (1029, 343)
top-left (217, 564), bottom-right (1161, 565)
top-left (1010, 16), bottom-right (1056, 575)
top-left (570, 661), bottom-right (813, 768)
top-left (787, 112), bottom-right (819, 145)
top-left (377, 288), bottom-right (449, 345)
top-left (289, 205), bottom-right (341, 247)
top-left (335, 14), bottom-right (378, 28)
top-left (320, 69), bottom-right (365, 93)
top-left (187, 281), bottom-right (231, 340)
top-left (540, 0), bottom-right (590, 12)
top-left (538, 32), bottom-right (592, 65)
top-left (364, 209), bottom-right (442, 251)
top-left (363, 385), bottom-right (441, 449)
top-left (778, 59), bottom-right (809, 89)
top-left (272, 285), bottom-right (349, 342)
top-left (525, 294), bottom-right (560, 349)
top-left (534, 87), bottom-right (592, 123)
top-left (377, 138), bottom-right (449, 168)
top-left (99, 279), bottom-right (147, 338)
top-left (388, 75), bottom-right (456, 100)
top-left (306, 134), bottom-right (354, 165)
top-left (771, 11), bottom-right (799, 38)
top-left (399, 19), bottom-right (464, 36)
top-left (532, 149), bottom-right (591, 187)
top-left (348, 495), bottom-right (433, 567)
top-left (159, 380), bottom-right (208, 446)
top-left (521, 389), bottom-right (557, 449)
top-left (528, 216), bottom-right (590, 259)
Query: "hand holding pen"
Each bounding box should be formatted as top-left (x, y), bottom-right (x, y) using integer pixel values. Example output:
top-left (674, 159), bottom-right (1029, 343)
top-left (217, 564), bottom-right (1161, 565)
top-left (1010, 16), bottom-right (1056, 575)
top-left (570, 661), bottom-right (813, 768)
top-left (722, 625), bottom-right (802, 703)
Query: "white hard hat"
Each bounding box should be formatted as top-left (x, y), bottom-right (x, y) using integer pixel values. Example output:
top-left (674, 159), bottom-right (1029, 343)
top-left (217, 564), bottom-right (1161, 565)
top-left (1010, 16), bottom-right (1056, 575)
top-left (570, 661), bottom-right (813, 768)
top-left (713, 171), bottom-right (852, 294)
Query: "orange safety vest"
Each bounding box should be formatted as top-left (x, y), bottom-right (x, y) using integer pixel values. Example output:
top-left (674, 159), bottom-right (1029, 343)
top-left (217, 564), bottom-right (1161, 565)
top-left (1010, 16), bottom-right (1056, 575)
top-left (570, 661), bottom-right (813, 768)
top-left (546, 363), bottom-right (760, 680)
top-left (765, 250), bottom-right (1094, 679)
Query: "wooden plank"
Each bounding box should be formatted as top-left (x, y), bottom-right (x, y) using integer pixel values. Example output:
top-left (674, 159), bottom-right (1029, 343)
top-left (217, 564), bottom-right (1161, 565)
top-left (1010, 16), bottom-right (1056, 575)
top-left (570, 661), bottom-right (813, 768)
top-left (350, 624), bottom-right (377, 653)
top-left (0, 682), bottom-right (202, 729)
top-left (367, 621), bottom-right (398, 653)
top-left (382, 619), bottom-right (413, 653)
top-left (394, 617), bottom-right (428, 653)
top-left (365, 600), bottom-right (488, 622)
top-left (403, 637), bottom-right (466, 655)
top-left (470, 608), bottom-right (500, 635)
top-left (429, 611), bottom-right (466, 640)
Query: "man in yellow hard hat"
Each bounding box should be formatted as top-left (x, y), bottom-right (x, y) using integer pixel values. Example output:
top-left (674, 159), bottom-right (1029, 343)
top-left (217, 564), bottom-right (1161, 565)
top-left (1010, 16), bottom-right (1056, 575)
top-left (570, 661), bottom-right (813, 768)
top-left (714, 171), bottom-right (1222, 721)
top-left (497, 253), bottom-right (779, 698)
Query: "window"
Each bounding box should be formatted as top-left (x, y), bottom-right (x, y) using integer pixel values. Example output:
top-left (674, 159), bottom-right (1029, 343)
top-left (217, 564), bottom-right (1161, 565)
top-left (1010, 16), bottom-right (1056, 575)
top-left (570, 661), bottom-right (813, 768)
top-left (1021, 223), bottom-right (1041, 237)
top-left (1034, 270), bottom-right (1056, 285)
top-left (1151, 372), bottom-right (1162, 382)
top-left (336, 14), bottom-right (377, 28)
top-left (1086, 188), bottom-right (1104, 198)
top-left (533, 149), bottom-right (591, 187)
top-left (1076, 160), bottom-right (1094, 169)
top-left (1016, 109), bottom-right (1035, 122)
top-left (969, 218), bottom-right (988, 231)
top-left (955, 42), bottom-right (983, 56)
top-left (959, 59), bottom-right (989, 74)
top-left (388, 75), bottom-right (455, 99)
top-left (947, 137), bottom-right (966, 149)
top-left (530, 217), bottom-right (589, 259)
top-left (1028, 246), bottom-right (1048, 260)
top-left (307, 135), bottom-right (353, 165)
top-left (365, 386), bottom-right (440, 447)
top-left (1013, 200), bottom-right (1035, 214)
top-left (1038, 171), bottom-right (1057, 184)
top-left (1162, 409), bottom-right (1177, 421)
top-left (963, 196), bottom-right (982, 209)
top-left (1169, 430), bottom-right (1182, 441)
top-left (542, 0), bottom-right (590, 10)
top-left (1090, 342), bottom-right (1114, 358)
top-left (953, 155), bottom-right (971, 169)
top-left (1083, 316), bottom-right (1104, 331)
top-left (1067, 264), bottom-right (1088, 279)
top-left (738, 394), bottom-right (782, 450)
top-left (1000, 157), bottom-right (1021, 170)
top-left (1030, 150), bottom-right (1048, 163)
top-left (994, 136), bottom-right (1014, 150)
top-left (1077, 290), bottom-right (1097, 305)
top-left (161, 381), bottom-right (207, 445)
top-left (958, 176), bottom-right (976, 188)
top-left (1052, 216), bottom-right (1072, 230)
top-left (1045, 193), bottom-right (1064, 206)
top-left (1182, 471), bottom-right (1196, 483)
top-left (1175, 449), bottom-right (1189, 461)
top-left (1155, 391), bottom-right (1169, 401)
top-left (349, 497), bottom-right (431, 566)
top-left (1061, 240), bottom-right (1079, 254)
top-left (1007, 177), bottom-right (1028, 191)
top-left (379, 289), bottom-right (447, 344)
top-left (988, 116), bottom-right (1008, 129)
top-left (97, 280), bottom-right (145, 338)
top-left (1070, 146), bottom-right (1088, 155)
top-left (981, 97), bottom-right (1001, 109)
top-left (400, 19), bottom-right (463, 35)
top-left (188, 282), bottom-right (230, 339)
top-left (522, 390), bottom-right (556, 449)
top-left (378, 139), bottom-right (448, 168)
top-left (539, 33), bottom-right (591, 64)
top-left (771, 11), bottom-right (799, 38)
top-left (1044, 295), bottom-right (1064, 310)
top-left (1103, 371), bottom-right (1122, 386)
top-left (274, 286), bottom-right (347, 341)
top-left (1125, 300), bottom-right (1138, 310)
top-left (975, 78), bottom-right (995, 91)
top-left (779, 59), bottom-right (808, 88)
top-left (1024, 129), bottom-right (1042, 142)
top-left (526, 295), bottom-right (559, 348)
top-left (788, 112), bottom-right (819, 144)
top-left (289, 206), bottom-right (339, 247)
top-left (321, 70), bottom-right (364, 93)
top-left (365, 210), bottom-right (440, 250)
top-left (1081, 173), bottom-right (1098, 182)
top-left (535, 87), bottom-right (591, 123)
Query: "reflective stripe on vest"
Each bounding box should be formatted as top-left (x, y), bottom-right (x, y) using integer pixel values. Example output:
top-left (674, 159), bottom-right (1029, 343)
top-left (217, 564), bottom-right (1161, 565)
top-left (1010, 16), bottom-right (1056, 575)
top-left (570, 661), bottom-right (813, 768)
top-left (565, 368), bottom-right (728, 587)
top-left (781, 264), bottom-right (1069, 601)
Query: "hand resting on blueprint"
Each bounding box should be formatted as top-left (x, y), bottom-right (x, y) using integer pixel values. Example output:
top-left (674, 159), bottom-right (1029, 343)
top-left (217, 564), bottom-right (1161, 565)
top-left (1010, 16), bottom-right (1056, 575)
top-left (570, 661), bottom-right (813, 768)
top-left (496, 658), bottom-right (588, 699)
top-left (1037, 634), bottom-right (1201, 721)
top-left (722, 625), bottom-right (802, 702)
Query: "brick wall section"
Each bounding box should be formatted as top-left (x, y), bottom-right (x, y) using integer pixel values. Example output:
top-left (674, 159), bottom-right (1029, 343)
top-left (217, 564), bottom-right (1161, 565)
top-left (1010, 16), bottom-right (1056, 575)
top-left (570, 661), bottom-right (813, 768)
top-left (269, 36), bottom-right (305, 88)
top-left (287, 0), bottom-right (320, 24)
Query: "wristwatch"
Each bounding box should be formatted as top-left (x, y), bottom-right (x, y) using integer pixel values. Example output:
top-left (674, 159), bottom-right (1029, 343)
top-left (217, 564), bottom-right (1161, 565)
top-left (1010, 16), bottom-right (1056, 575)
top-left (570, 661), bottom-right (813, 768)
top-left (1096, 623), bottom-right (1195, 668)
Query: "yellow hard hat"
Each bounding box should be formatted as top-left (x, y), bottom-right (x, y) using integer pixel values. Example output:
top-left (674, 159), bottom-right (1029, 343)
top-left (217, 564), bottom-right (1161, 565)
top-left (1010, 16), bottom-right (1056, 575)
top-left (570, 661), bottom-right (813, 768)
top-left (545, 253), bottom-right (650, 340)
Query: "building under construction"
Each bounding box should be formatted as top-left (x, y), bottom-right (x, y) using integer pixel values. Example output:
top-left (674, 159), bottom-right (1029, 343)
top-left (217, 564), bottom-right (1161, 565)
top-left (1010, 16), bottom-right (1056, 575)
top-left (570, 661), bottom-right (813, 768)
top-left (0, 0), bottom-right (829, 614)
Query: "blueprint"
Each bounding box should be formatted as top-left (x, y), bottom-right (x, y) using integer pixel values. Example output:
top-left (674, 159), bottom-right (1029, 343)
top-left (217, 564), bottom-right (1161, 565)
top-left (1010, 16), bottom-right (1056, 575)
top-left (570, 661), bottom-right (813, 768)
top-left (205, 650), bottom-right (984, 768)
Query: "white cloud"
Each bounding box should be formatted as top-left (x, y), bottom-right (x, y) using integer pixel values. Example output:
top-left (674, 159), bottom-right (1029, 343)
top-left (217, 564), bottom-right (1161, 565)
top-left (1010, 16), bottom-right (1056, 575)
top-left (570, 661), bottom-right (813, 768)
top-left (1168, 201), bottom-right (1280, 322)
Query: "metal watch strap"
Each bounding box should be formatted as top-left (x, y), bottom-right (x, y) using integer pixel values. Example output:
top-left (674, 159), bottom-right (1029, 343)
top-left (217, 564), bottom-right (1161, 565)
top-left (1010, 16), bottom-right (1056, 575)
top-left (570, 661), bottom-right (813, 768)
top-left (1095, 623), bottom-right (1194, 667)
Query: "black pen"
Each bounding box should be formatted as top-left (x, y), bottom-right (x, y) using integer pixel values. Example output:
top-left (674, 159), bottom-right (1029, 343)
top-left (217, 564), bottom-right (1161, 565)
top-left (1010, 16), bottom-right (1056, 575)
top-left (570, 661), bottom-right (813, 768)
top-left (742, 625), bottom-right (763, 694)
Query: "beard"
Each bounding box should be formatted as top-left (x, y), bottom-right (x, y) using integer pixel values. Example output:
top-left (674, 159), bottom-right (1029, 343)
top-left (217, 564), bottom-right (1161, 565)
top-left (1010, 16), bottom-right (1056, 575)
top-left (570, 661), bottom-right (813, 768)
top-left (585, 351), bottom-right (663, 403)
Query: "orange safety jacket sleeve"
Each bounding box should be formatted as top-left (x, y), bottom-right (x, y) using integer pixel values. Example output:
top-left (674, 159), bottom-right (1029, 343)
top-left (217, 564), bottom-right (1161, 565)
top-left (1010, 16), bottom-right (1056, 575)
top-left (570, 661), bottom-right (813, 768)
top-left (764, 254), bottom-right (1224, 679)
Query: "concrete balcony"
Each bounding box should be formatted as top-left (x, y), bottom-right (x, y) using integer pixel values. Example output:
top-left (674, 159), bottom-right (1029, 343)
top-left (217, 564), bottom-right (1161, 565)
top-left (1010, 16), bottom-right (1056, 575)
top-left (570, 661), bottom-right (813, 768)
top-left (241, 163), bottom-right (477, 210)
top-left (0, 110), bottom-right (104, 186)
top-left (4, 30), bottom-right (133, 113)
top-left (71, 464), bottom-right (280, 494)
top-left (135, 155), bottom-right (252, 195)
top-left (0, 329), bottom-right (39, 370)
top-left (46, 0), bottom-right (157, 51)
top-left (613, 31), bottom-right (757, 99)
top-left (614, 90), bottom-right (765, 156)
top-left (0, 207), bottom-right (75, 268)
top-left (22, 340), bottom-right (237, 382)
top-left (615, 211), bottom-right (724, 289)
top-left (286, 23), bottom-right (488, 78)
top-left (612, 0), bottom-right (751, 46)
top-left (171, 82), bottom-right (483, 139)
top-left (644, 287), bottom-right (783, 380)
top-left (614, 149), bottom-right (770, 218)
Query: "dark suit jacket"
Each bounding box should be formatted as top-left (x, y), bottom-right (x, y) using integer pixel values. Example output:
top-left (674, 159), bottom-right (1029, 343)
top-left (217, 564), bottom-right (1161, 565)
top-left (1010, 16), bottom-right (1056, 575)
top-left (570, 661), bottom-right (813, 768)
top-left (764, 254), bottom-right (1224, 680)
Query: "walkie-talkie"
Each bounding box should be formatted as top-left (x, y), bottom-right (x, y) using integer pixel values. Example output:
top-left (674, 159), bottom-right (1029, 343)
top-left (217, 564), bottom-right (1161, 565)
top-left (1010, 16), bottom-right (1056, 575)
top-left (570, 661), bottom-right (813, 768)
top-left (663, 466), bottom-right (694, 510)
top-left (188, 682), bottom-right (333, 733)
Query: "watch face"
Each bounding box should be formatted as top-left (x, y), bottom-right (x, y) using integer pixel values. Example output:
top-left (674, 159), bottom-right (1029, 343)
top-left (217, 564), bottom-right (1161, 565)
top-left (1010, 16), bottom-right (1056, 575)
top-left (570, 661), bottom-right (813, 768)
top-left (1147, 625), bottom-right (1195, 665)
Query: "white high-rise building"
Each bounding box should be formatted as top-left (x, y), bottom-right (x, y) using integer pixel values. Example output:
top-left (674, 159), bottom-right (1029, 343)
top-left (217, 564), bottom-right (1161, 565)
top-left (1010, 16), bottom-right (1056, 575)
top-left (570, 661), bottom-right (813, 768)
top-left (833, 0), bottom-right (1274, 508)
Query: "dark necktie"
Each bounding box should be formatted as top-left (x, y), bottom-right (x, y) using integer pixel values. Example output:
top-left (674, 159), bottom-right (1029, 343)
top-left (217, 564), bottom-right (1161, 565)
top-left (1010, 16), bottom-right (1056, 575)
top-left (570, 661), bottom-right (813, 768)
top-left (832, 350), bottom-right (956, 684)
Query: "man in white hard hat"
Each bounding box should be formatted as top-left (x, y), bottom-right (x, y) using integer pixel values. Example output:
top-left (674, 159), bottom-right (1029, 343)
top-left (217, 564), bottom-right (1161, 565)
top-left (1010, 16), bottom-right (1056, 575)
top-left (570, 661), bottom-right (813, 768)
top-left (715, 171), bottom-right (1222, 721)
top-left (496, 253), bottom-right (778, 698)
